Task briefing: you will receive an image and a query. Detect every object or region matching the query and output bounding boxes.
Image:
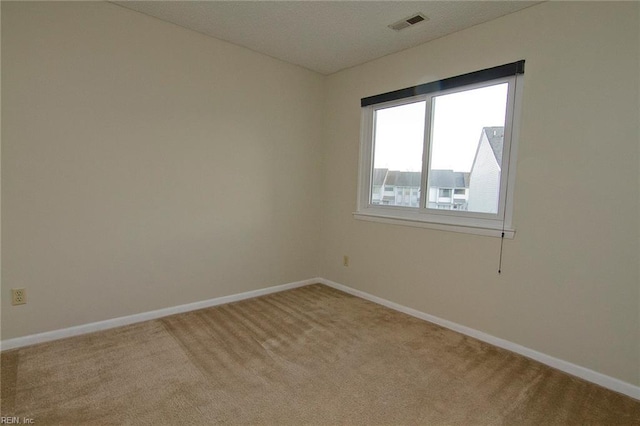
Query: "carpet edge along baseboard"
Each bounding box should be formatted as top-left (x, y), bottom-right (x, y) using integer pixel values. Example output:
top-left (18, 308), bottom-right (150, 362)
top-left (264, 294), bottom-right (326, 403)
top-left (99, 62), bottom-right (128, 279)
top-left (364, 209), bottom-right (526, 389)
top-left (1, 276), bottom-right (639, 401)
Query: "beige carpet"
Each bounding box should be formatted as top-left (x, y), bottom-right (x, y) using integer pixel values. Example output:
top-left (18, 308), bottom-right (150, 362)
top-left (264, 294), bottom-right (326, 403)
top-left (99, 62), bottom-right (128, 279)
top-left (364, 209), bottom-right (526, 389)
top-left (1, 284), bottom-right (639, 425)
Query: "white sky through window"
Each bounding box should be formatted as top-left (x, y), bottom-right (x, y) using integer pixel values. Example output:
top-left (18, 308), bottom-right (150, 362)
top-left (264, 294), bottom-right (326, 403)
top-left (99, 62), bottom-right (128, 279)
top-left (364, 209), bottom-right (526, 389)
top-left (373, 101), bottom-right (425, 173)
top-left (373, 83), bottom-right (508, 173)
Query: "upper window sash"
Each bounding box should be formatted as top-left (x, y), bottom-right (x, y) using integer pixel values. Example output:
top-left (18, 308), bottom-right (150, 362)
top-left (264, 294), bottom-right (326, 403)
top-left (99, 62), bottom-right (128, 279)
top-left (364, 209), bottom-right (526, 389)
top-left (424, 76), bottom-right (517, 221)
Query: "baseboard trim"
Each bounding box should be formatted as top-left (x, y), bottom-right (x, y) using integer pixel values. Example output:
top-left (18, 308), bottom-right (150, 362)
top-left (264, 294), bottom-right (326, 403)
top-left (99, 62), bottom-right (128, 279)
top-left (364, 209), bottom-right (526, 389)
top-left (3, 277), bottom-right (638, 400)
top-left (0, 278), bottom-right (315, 351)
top-left (318, 278), bottom-right (640, 401)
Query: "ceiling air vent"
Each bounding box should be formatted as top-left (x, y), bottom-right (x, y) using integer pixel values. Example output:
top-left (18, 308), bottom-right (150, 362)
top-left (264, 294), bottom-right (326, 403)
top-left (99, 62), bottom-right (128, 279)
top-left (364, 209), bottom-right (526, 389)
top-left (388, 13), bottom-right (429, 31)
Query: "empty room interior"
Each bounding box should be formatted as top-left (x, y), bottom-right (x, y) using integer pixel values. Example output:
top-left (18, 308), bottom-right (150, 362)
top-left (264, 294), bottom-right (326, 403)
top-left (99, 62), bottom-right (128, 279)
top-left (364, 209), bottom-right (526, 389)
top-left (1, 1), bottom-right (640, 424)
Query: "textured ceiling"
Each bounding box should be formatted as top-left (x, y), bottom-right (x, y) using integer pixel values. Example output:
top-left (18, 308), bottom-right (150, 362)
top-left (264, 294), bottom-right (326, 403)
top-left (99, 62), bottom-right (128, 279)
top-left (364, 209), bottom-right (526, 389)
top-left (113, 1), bottom-right (541, 75)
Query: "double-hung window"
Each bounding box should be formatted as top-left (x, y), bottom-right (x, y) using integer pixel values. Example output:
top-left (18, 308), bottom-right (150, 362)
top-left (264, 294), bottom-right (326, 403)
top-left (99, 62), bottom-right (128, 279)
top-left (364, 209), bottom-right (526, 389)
top-left (355, 61), bottom-right (524, 238)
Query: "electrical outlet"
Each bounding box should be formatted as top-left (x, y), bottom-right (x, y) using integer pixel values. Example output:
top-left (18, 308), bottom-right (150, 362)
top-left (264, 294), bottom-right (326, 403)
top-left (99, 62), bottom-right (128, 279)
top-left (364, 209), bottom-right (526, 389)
top-left (12, 288), bottom-right (26, 305)
top-left (343, 255), bottom-right (350, 267)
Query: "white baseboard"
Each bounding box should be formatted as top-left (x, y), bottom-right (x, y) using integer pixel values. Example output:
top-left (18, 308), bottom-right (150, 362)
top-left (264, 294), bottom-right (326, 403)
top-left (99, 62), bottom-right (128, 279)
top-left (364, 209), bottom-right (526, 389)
top-left (0, 278), bottom-right (315, 351)
top-left (317, 278), bottom-right (640, 401)
top-left (3, 276), bottom-right (638, 401)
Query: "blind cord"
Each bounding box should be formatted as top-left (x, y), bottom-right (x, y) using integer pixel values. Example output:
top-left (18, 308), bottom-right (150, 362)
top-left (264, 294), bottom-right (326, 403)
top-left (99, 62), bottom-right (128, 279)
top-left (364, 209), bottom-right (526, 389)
top-left (498, 76), bottom-right (519, 275)
top-left (498, 232), bottom-right (505, 274)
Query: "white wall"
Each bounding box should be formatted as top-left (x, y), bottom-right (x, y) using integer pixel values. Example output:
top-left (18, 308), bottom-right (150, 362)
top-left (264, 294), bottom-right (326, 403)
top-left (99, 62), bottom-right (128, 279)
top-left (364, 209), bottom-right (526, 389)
top-left (320, 2), bottom-right (640, 386)
top-left (1, 2), bottom-right (324, 339)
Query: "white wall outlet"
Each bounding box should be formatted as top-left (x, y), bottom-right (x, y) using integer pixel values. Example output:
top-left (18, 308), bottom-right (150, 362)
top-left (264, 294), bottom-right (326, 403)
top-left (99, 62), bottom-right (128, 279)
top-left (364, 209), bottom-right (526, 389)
top-left (12, 288), bottom-right (27, 305)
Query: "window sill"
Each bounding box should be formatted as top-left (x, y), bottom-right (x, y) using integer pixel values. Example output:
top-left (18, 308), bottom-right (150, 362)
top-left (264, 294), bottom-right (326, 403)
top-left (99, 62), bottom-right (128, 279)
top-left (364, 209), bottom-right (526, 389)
top-left (352, 211), bottom-right (515, 239)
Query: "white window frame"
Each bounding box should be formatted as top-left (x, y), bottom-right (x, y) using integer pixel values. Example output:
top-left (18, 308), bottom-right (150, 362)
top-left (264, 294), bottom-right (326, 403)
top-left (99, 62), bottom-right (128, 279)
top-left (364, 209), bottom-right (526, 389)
top-left (354, 70), bottom-right (524, 239)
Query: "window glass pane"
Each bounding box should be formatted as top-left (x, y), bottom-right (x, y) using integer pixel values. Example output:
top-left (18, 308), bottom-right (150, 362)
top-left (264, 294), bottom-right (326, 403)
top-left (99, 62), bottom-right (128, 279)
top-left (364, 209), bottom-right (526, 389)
top-left (371, 101), bottom-right (425, 207)
top-left (427, 83), bottom-right (508, 214)
top-left (439, 188), bottom-right (452, 198)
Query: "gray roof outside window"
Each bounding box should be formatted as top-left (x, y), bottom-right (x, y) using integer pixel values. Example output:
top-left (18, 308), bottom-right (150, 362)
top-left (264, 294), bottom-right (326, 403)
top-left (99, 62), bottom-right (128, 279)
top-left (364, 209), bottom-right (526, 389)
top-left (483, 126), bottom-right (504, 163)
